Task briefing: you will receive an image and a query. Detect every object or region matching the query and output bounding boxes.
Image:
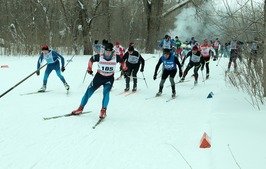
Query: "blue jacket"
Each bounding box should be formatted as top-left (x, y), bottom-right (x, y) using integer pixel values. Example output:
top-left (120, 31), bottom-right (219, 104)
top-left (37, 50), bottom-right (65, 69)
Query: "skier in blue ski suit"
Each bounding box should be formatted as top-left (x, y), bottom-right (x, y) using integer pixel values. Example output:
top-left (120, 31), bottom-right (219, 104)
top-left (36, 45), bottom-right (69, 92)
top-left (153, 48), bottom-right (182, 98)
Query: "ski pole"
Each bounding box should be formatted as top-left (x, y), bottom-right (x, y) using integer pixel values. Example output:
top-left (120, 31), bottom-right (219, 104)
top-left (0, 63), bottom-right (48, 98)
top-left (82, 69), bottom-right (88, 83)
top-left (141, 72), bottom-right (148, 88)
top-left (216, 56), bottom-right (222, 66)
top-left (65, 54), bottom-right (76, 68)
top-left (82, 70), bottom-right (94, 83)
top-left (201, 70), bottom-right (205, 83)
top-left (127, 76), bottom-right (145, 80)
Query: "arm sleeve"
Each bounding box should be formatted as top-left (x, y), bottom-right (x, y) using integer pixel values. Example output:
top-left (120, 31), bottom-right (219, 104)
top-left (123, 52), bottom-right (128, 61)
top-left (37, 54), bottom-right (43, 69)
top-left (117, 55), bottom-right (127, 71)
top-left (154, 58), bottom-right (162, 75)
top-left (53, 51), bottom-right (65, 66)
top-left (139, 55), bottom-right (145, 70)
top-left (88, 54), bottom-right (100, 71)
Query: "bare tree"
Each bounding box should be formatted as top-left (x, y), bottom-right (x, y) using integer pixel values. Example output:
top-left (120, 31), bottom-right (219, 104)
top-left (194, 0), bottom-right (265, 108)
top-left (263, 0), bottom-right (266, 97)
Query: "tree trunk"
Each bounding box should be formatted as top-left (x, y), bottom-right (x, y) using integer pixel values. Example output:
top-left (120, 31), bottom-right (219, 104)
top-left (263, 0), bottom-right (266, 97)
top-left (101, 0), bottom-right (111, 41)
top-left (143, 0), bottom-right (164, 53)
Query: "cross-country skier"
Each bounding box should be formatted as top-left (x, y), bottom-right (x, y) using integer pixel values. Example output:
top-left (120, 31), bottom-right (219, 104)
top-left (71, 43), bottom-right (127, 119)
top-left (180, 45), bottom-right (203, 85)
top-left (226, 37), bottom-right (243, 73)
top-left (212, 38), bottom-right (221, 60)
top-left (199, 39), bottom-right (216, 79)
top-left (153, 48), bottom-right (182, 98)
top-left (114, 41), bottom-right (125, 80)
top-left (36, 45), bottom-right (69, 92)
top-left (123, 46), bottom-right (145, 92)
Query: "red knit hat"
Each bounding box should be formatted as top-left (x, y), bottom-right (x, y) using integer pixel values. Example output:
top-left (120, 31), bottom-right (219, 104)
top-left (41, 45), bottom-right (49, 50)
top-left (192, 45), bottom-right (198, 50)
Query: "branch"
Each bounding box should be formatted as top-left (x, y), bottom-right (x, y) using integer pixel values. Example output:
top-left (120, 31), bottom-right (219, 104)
top-left (162, 0), bottom-right (191, 17)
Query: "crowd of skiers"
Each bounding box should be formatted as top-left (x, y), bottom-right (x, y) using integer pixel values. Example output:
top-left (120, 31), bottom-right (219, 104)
top-left (36, 35), bottom-right (260, 120)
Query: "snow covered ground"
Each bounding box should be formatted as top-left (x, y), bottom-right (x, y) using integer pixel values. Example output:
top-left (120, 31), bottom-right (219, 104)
top-left (0, 54), bottom-right (266, 169)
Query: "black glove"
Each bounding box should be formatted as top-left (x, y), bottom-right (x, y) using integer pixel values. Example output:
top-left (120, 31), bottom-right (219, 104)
top-left (61, 66), bottom-right (65, 72)
top-left (140, 68), bottom-right (144, 72)
top-left (87, 70), bottom-right (93, 75)
top-left (179, 71), bottom-right (183, 78)
top-left (153, 75), bottom-right (157, 80)
top-left (36, 70), bottom-right (40, 76)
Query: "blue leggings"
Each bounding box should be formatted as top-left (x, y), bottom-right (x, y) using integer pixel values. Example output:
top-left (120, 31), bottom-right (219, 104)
top-left (43, 61), bottom-right (66, 86)
top-left (80, 73), bottom-right (114, 109)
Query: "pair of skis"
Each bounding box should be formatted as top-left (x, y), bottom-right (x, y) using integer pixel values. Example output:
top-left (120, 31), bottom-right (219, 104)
top-left (116, 89), bottom-right (140, 96)
top-left (145, 94), bottom-right (176, 102)
top-left (43, 111), bottom-right (103, 129)
top-left (20, 89), bottom-right (69, 96)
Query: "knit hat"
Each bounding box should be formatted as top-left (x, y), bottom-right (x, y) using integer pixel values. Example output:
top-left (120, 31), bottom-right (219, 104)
top-left (128, 46), bottom-right (134, 51)
top-left (115, 41), bottom-right (120, 45)
top-left (129, 42), bottom-right (134, 47)
top-left (105, 43), bottom-right (113, 51)
top-left (41, 45), bottom-right (49, 50)
top-left (192, 45), bottom-right (198, 50)
top-left (102, 39), bottom-right (108, 45)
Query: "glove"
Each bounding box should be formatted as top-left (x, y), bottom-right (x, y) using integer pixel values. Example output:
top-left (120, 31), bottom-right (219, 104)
top-left (36, 70), bottom-right (40, 76)
top-left (87, 70), bottom-right (93, 75)
top-left (179, 71), bottom-right (183, 78)
top-left (61, 66), bottom-right (65, 72)
top-left (140, 68), bottom-right (144, 72)
top-left (153, 75), bottom-right (157, 80)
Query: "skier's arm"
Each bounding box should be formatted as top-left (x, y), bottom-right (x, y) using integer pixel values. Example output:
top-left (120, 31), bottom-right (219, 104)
top-left (37, 54), bottom-right (43, 69)
top-left (154, 58), bottom-right (162, 77)
top-left (139, 54), bottom-right (145, 72)
top-left (53, 51), bottom-right (65, 67)
top-left (175, 57), bottom-right (183, 77)
top-left (117, 55), bottom-right (127, 71)
top-left (87, 54), bottom-right (100, 73)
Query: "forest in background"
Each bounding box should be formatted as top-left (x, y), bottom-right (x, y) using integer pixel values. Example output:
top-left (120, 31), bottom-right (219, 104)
top-left (0, 0), bottom-right (263, 55)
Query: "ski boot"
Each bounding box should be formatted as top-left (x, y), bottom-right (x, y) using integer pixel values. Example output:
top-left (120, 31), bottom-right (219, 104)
top-left (38, 85), bottom-right (46, 92)
top-left (99, 108), bottom-right (106, 119)
top-left (64, 83), bottom-right (70, 90)
top-left (71, 106), bottom-right (84, 115)
top-left (172, 91), bottom-right (176, 98)
top-left (206, 73), bottom-right (209, 79)
top-left (179, 77), bottom-right (185, 82)
top-left (156, 92), bottom-right (162, 97)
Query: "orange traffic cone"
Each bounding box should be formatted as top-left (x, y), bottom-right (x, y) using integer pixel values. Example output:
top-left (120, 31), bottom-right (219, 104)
top-left (200, 132), bottom-right (211, 148)
top-left (0, 65), bottom-right (9, 68)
